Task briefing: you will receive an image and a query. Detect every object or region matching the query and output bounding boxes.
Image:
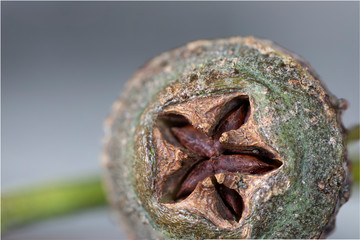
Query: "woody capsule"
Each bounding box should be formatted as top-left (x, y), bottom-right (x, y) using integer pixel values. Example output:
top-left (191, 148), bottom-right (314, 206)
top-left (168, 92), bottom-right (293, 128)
top-left (103, 36), bottom-right (350, 239)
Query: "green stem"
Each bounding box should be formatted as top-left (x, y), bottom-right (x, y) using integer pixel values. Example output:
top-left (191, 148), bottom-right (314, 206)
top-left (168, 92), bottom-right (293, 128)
top-left (1, 125), bottom-right (359, 233)
top-left (346, 124), bottom-right (360, 184)
top-left (346, 124), bottom-right (360, 144)
top-left (1, 176), bottom-right (106, 233)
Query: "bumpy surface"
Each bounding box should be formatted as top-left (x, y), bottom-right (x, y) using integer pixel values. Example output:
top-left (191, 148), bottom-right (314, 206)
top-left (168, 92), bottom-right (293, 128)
top-left (103, 36), bottom-right (350, 239)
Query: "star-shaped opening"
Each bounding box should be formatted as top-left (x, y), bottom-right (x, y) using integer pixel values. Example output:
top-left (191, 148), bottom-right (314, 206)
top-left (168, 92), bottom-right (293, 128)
top-left (153, 93), bottom-right (282, 226)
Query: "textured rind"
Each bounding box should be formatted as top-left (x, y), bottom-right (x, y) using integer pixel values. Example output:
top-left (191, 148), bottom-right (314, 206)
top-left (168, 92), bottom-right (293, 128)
top-left (103, 36), bottom-right (350, 239)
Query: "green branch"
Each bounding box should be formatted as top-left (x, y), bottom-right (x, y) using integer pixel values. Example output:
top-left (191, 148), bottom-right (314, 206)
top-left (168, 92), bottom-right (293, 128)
top-left (1, 124), bottom-right (359, 233)
top-left (347, 124), bottom-right (360, 184)
top-left (346, 124), bottom-right (360, 144)
top-left (1, 176), bottom-right (106, 233)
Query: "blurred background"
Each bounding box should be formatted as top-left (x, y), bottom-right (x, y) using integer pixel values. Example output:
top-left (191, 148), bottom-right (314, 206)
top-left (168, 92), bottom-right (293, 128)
top-left (2, 2), bottom-right (359, 239)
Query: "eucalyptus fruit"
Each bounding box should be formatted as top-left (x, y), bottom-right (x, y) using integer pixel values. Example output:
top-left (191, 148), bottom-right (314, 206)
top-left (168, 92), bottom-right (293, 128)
top-left (103, 36), bottom-right (350, 239)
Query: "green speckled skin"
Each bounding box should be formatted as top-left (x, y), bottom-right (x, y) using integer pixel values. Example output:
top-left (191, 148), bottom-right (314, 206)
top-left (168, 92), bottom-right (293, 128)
top-left (103, 37), bottom-right (350, 239)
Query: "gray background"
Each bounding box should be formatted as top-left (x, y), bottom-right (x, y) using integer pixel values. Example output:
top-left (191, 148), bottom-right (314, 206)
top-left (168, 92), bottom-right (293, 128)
top-left (2, 2), bottom-right (359, 239)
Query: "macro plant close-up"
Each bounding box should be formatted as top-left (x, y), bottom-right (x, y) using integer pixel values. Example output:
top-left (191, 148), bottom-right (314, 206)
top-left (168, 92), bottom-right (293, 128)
top-left (103, 36), bottom-right (352, 239)
top-left (2, 2), bottom-right (359, 240)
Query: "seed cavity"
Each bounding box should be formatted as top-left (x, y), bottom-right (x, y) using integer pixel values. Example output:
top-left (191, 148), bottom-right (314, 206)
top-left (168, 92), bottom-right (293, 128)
top-left (154, 95), bottom-right (282, 224)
